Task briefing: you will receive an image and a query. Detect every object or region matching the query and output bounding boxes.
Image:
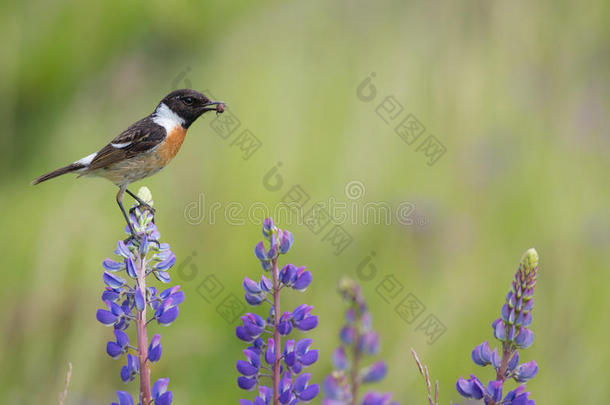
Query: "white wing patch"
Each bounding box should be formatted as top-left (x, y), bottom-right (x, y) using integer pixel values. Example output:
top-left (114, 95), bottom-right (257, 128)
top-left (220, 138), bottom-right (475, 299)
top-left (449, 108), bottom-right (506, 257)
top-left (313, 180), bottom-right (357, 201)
top-left (152, 102), bottom-right (185, 133)
top-left (111, 141), bottom-right (131, 148)
top-left (74, 152), bottom-right (97, 172)
top-left (75, 152), bottom-right (97, 167)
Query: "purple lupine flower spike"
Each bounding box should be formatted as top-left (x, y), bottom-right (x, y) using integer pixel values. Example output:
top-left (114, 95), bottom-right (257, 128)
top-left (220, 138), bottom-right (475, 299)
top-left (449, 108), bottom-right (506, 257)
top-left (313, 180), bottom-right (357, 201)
top-left (237, 218), bottom-right (319, 404)
top-left (322, 277), bottom-right (398, 404)
top-left (96, 187), bottom-right (180, 405)
top-left (456, 248), bottom-right (540, 405)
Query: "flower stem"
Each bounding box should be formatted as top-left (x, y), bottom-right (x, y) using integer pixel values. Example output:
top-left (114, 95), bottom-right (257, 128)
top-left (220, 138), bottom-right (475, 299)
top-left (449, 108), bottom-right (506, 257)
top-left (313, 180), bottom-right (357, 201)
top-left (271, 256), bottom-right (281, 405)
top-left (350, 331), bottom-right (361, 405)
top-left (489, 344), bottom-right (513, 405)
top-left (136, 252), bottom-right (152, 405)
top-left (496, 344), bottom-right (512, 381)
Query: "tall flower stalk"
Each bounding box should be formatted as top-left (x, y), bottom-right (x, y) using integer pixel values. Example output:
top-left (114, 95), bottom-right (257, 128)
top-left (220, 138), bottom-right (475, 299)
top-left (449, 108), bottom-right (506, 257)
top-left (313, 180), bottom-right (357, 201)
top-left (456, 248), bottom-right (540, 405)
top-left (96, 187), bottom-right (183, 405)
top-left (236, 218), bottom-right (319, 405)
top-left (323, 277), bottom-right (398, 405)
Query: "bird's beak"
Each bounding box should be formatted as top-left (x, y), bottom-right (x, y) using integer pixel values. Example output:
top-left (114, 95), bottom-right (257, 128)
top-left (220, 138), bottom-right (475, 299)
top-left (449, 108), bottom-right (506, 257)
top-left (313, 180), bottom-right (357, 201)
top-left (202, 101), bottom-right (225, 114)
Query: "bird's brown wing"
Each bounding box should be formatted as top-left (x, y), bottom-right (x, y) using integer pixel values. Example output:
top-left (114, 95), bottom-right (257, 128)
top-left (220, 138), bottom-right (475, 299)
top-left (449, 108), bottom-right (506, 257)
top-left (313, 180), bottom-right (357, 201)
top-left (87, 118), bottom-right (167, 171)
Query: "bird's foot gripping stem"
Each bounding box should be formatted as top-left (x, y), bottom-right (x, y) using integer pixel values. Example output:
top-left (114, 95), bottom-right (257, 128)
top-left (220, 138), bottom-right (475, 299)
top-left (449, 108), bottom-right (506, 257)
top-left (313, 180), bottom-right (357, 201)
top-left (117, 186), bottom-right (161, 247)
top-left (126, 188), bottom-right (156, 216)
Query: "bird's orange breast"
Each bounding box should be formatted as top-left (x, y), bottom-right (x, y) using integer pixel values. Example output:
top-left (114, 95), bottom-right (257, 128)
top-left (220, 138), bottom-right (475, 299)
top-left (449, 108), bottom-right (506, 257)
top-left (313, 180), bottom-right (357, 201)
top-left (157, 125), bottom-right (187, 165)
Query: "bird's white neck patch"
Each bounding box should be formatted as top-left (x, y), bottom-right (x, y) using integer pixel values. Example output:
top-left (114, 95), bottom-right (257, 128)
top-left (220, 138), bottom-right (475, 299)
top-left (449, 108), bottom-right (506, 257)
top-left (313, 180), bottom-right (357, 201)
top-left (153, 103), bottom-right (185, 132)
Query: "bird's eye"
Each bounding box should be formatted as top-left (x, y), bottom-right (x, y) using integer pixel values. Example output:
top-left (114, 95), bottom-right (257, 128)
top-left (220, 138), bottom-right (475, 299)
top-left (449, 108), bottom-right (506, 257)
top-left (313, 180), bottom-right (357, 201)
top-left (182, 97), bottom-right (194, 105)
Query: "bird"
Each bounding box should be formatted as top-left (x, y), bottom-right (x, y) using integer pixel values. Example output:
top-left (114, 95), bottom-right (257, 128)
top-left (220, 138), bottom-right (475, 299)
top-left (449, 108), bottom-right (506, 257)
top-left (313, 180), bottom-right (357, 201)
top-left (32, 89), bottom-right (225, 237)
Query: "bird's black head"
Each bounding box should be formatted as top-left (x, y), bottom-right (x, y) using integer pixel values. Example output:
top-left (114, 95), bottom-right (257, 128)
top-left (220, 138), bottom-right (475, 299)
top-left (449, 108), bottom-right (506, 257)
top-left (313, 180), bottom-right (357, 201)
top-left (158, 89), bottom-right (224, 128)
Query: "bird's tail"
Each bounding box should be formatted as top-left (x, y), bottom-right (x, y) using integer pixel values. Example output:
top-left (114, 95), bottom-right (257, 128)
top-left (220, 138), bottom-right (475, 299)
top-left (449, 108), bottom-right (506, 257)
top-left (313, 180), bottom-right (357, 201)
top-left (31, 163), bottom-right (86, 185)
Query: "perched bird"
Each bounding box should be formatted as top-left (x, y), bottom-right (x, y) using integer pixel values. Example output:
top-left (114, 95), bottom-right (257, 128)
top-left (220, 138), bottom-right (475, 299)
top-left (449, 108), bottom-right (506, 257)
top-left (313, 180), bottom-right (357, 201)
top-left (32, 89), bottom-right (225, 237)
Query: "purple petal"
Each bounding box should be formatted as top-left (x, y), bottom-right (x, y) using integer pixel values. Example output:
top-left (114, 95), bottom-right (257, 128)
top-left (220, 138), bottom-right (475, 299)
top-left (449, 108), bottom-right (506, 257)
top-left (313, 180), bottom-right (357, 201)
top-left (293, 373), bottom-right (311, 392)
top-left (278, 321), bottom-right (293, 335)
top-left (157, 306), bottom-right (179, 325)
top-left (237, 360), bottom-right (259, 376)
top-left (169, 290), bottom-right (185, 307)
top-left (103, 258), bottom-right (124, 271)
top-left (115, 329), bottom-right (129, 347)
top-left (107, 341), bottom-right (123, 358)
top-left (102, 289), bottom-right (120, 302)
top-left (238, 376), bottom-right (257, 391)
top-left (236, 326), bottom-right (254, 342)
top-left (514, 360), bottom-right (538, 382)
top-left (116, 241), bottom-right (131, 258)
top-left (491, 348), bottom-right (501, 369)
top-left (296, 315), bottom-right (318, 331)
top-left (120, 365), bottom-right (130, 382)
top-left (156, 391), bottom-right (173, 405)
top-left (262, 218), bottom-right (275, 237)
top-left (116, 391), bottom-right (134, 405)
top-left (298, 384), bottom-right (319, 401)
top-left (156, 253), bottom-right (176, 271)
top-left (103, 271), bottom-right (125, 289)
top-left (152, 378), bottom-right (169, 398)
top-left (340, 326), bottom-right (355, 344)
top-left (515, 328), bottom-right (534, 348)
top-left (159, 285), bottom-right (180, 300)
top-left (254, 242), bottom-right (267, 261)
top-left (135, 288), bottom-right (145, 311)
top-left (361, 361), bottom-right (387, 383)
top-left (332, 347), bottom-right (347, 370)
top-left (245, 293), bottom-right (265, 306)
top-left (125, 258), bottom-right (137, 278)
top-left (243, 349), bottom-right (261, 368)
top-left (96, 309), bottom-right (118, 325)
top-left (292, 271), bottom-right (312, 291)
top-left (148, 334), bottom-right (162, 363)
top-left (265, 338), bottom-right (275, 365)
top-left (260, 275), bottom-right (272, 292)
top-left (243, 277), bottom-right (262, 294)
top-left (154, 271), bottom-right (171, 283)
top-left (300, 350), bottom-right (318, 366)
top-left (279, 230), bottom-right (294, 254)
top-left (494, 320), bottom-right (506, 341)
top-left (487, 380), bottom-right (503, 402)
top-left (295, 338), bottom-right (312, 354)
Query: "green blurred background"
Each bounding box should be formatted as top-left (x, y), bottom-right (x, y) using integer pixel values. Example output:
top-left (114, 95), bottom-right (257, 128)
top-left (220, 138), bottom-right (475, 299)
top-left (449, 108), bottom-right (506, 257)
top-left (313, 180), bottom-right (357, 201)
top-left (1, 0), bottom-right (609, 403)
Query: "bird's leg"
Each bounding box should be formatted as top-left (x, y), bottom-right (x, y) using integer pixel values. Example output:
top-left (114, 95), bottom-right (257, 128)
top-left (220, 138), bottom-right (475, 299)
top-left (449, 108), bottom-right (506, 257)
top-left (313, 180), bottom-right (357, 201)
top-left (117, 186), bottom-right (138, 241)
top-left (125, 188), bottom-right (156, 215)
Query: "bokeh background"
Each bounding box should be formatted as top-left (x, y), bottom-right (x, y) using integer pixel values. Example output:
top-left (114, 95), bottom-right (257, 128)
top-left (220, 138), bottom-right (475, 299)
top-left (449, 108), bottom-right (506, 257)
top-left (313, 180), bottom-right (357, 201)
top-left (1, 0), bottom-right (609, 403)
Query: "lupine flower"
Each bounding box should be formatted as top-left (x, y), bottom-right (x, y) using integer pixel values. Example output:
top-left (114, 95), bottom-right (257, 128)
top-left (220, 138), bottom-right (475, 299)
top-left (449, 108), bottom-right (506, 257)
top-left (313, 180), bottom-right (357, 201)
top-left (322, 277), bottom-right (398, 405)
top-left (107, 329), bottom-right (130, 359)
top-left (111, 391), bottom-right (135, 405)
top-left (360, 361), bottom-right (387, 383)
top-left (236, 218), bottom-right (319, 404)
top-left (148, 334), bottom-right (162, 363)
top-left (456, 248), bottom-right (540, 405)
top-left (152, 378), bottom-right (173, 405)
top-left (120, 353), bottom-right (139, 383)
top-left (360, 392), bottom-right (399, 405)
top-left (96, 187), bottom-right (181, 405)
top-left (239, 386), bottom-right (273, 405)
